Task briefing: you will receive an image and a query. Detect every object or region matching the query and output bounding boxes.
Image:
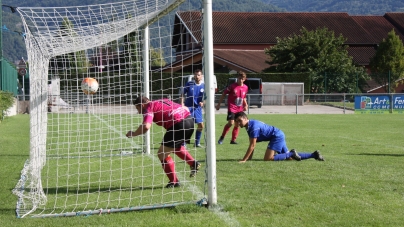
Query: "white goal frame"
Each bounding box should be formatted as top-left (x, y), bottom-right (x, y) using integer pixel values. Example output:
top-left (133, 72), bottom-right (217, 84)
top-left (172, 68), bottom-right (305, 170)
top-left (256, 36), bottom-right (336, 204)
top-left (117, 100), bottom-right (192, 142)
top-left (12, 0), bottom-right (217, 218)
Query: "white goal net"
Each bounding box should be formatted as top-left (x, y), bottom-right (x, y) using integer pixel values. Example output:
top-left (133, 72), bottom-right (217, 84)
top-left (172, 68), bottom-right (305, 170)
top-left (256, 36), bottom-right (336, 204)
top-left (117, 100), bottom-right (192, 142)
top-left (12, 0), bottom-right (216, 218)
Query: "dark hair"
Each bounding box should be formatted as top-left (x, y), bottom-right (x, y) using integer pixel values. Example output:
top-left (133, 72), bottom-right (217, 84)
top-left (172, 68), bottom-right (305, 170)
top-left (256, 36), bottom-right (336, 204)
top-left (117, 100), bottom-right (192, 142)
top-left (237, 71), bottom-right (246, 78)
top-left (133, 96), bottom-right (149, 105)
top-left (234, 111), bottom-right (248, 119)
top-left (194, 69), bottom-right (202, 74)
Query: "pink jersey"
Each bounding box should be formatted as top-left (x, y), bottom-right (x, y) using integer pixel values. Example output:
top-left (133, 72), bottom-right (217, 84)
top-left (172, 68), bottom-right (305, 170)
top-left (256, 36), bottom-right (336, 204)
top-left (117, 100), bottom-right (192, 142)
top-left (224, 83), bottom-right (248, 113)
top-left (143, 99), bottom-right (190, 129)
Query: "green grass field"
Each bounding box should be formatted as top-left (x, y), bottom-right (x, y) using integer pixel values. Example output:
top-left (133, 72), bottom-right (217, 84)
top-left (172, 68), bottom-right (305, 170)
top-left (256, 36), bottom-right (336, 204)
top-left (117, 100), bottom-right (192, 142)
top-left (1, 114), bottom-right (404, 226)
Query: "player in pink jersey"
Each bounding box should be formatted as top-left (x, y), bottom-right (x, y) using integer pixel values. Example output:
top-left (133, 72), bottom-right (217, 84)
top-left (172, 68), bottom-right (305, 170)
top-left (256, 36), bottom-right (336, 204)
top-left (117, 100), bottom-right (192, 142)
top-left (215, 71), bottom-right (248, 145)
top-left (126, 96), bottom-right (201, 188)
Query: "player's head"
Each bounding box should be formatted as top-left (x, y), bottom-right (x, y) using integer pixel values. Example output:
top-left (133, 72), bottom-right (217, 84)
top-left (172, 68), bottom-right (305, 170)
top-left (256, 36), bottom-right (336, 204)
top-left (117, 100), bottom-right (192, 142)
top-left (234, 111), bottom-right (249, 128)
top-left (194, 69), bottom-right (203, 83)
top-left (237, 71), bottom-right (246, 85)
top-left (133, 96), bottom-right (150, 114)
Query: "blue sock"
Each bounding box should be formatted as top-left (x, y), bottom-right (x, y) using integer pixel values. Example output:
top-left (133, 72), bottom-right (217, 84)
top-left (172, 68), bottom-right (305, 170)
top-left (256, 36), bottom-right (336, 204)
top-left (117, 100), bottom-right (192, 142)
top-left (299, 152), bottom-right (314, 160)
top-left (195, 130), bottom-right (202, 144)
top-left (274, 153), bottom-right (292, 161)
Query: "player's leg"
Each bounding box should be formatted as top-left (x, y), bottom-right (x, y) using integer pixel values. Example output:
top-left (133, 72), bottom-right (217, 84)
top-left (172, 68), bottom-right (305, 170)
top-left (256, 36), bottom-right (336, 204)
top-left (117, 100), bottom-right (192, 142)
top-left (185, 106), bottom-right (195, 145)
top-left (266, 133), bottom-right (300, 161)
top-left (230, 119), bottom-right (239, 144)
top-left (263, 148), bottom-right (276, 161)
top-left (159, 131), bottom-right (179, 188)
top-left (171, 116), bottom-right (201, 177)
top-left (296, 150), bottom-right (325, 161)
top-left (193, 107), bottom-right (204, 147)
top-left (218, 111), bottom-right (235, 144)
top-left (194, 122), bottom-right (204, 147)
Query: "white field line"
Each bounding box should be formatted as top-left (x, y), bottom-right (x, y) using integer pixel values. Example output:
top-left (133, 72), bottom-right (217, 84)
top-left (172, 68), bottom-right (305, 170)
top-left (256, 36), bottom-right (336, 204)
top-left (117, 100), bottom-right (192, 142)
top-left (93, 113), bottom-right (240, 227)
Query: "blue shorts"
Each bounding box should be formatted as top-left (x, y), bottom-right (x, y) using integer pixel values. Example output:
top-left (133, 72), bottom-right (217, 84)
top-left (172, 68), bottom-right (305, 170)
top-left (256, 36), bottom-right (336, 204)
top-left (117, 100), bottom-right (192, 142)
top-left (267, 130), bottom-right (289, 154)
top-left (187, 106), bottom-right (203, 124)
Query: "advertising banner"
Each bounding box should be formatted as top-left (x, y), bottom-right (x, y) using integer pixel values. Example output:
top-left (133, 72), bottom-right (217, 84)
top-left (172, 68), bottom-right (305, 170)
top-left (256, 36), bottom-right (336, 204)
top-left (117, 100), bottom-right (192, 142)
top-left (354, 95), bottom-right (404, 114)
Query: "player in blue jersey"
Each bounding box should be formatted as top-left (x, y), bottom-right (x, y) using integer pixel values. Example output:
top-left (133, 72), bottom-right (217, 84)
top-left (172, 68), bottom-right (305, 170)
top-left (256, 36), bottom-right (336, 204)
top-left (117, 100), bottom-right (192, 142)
top-left (180, 69), bottom-right (205, 147)
top-left (234, 112), bottom-right (325, 162)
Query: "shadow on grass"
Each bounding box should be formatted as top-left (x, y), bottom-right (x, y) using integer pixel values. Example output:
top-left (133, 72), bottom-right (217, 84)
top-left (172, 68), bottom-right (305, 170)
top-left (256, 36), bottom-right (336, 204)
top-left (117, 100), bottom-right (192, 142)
top-left (0, 154), bottom-right (29, 157)
top-left (356, 153), bottom-right (404, 157)
top-left (215, 158), bottom-right (265, 162)
top-left (0, 208), bottom-right (16, 213)
top-left (40, 185), bottom-right (162, 194)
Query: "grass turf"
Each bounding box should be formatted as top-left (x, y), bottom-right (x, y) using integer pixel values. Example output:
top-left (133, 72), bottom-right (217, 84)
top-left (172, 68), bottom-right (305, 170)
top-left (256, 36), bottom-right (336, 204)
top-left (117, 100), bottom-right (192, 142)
top-left (1, 114), bottom-right (403, 226)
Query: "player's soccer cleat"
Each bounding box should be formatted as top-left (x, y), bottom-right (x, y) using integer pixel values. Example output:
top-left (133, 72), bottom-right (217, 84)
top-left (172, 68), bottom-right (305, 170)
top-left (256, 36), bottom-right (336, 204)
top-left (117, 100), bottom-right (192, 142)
top-left (312, 150), bottom-right (325, 161)
top-left (218, 136), bottom-right (224, 145)
top-left (165, 182), bottom-right (181, 188)
top-left (194, 143), bottom-right (202, 148)
top-left (290, 149), bottom-right (301, 161)
top-left (230, 140), bottom-right (238, 144)
top-left (190, 161), bottom-right (201, 177)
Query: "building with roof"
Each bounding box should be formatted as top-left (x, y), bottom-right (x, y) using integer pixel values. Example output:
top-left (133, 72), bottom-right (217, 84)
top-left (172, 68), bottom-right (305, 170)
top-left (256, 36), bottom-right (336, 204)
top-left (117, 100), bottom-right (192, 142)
top-left (162, 11), bottom-right (404, 92)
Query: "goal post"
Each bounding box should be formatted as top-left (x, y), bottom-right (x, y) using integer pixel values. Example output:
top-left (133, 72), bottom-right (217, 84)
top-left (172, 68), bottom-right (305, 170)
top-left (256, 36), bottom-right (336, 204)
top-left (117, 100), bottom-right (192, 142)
top-left (202, 0), bottom-right (217, 206)
top-left (13, 0), bottom-right (217, 218)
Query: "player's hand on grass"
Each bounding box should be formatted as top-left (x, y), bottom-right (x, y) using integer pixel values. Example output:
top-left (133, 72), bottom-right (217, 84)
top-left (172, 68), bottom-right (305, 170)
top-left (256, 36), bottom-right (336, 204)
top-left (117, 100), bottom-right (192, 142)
top-left (239, 160), bottom-right (247, 163)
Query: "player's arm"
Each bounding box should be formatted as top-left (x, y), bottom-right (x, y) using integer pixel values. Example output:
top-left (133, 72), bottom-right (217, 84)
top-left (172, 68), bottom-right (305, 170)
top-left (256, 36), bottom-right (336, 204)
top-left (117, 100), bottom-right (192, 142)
top-left (180, 83), bottom-right (189, 106)
top-left (200, 86), bottom-right (207, 107)
top-left (126, 123), bottom-right (152, 138)
top-left (239, 137), bottom-right (257, 163)
top-left (215, 89), bottom-right (228, 110)
top-left (243, 98), bottom-right (248, 111)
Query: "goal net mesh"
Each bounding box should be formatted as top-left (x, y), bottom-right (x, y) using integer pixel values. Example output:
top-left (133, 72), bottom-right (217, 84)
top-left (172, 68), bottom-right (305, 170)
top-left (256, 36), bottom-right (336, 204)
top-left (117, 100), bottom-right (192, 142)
top-left (12, 0), bottom-right (208, 218)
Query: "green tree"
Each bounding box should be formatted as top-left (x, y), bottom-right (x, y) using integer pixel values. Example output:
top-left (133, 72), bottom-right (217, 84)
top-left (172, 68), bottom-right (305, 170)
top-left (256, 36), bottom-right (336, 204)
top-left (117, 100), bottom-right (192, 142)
top-left (369, 29), bottom-right (404, 92)
top-left (150, 47), bottom-right (166, 67)
top-left (264, 27), bottom-right (369, 93)
top-left (49, 17), bottom-right (90, 82)
top-left (0, 91), bottom-right (14, 122)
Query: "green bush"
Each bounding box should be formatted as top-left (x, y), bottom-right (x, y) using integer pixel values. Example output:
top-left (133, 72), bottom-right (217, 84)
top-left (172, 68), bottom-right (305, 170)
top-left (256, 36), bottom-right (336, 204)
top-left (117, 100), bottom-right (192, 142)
top-left (0, 90), bottom-right (15, 122)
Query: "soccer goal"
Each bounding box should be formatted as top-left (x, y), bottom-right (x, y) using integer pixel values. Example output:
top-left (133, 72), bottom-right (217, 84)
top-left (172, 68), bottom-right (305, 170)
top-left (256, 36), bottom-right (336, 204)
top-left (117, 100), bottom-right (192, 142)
top-left (13, 0), bottom-right (217, 218)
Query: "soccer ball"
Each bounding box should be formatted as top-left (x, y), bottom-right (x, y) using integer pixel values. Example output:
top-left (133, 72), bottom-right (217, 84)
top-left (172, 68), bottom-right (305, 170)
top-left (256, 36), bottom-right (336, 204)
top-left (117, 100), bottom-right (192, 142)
top-left (81, 78), bottom-right (99, 95)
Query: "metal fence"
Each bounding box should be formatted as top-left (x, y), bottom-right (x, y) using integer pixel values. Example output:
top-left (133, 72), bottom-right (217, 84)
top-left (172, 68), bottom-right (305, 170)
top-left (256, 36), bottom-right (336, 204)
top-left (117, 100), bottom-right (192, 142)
top-left (15, 93), bottom-right (404, 114)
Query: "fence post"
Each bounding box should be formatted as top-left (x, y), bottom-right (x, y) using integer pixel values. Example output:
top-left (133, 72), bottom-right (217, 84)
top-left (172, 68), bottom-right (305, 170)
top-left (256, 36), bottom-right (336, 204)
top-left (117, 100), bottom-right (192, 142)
top-left (388, 70), bottom-right (391, 93)
top-left (324, 72), bottom-right (327, 102)
top-left (295, 94), bottom-right (298, 114)
top-left (343, 93), bottom-right (346, 114)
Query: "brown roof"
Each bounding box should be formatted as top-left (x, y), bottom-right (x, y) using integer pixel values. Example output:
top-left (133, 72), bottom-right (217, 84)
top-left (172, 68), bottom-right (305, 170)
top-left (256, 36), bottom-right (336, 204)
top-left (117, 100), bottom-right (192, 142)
top-left (171, 12), bottom-right (404, 72)
top-left (347, 46), bottom-right (376, 65)
top-left (174, 11), bottom-right (379, 45)
top-left (214, 49), bottom-right (269, 72)
top-left (352, 15), bottom-right (404, 42)
top-left (155, 49), bottom-right (269, 73)
top-left (384, 13), bottom-right (404, 34)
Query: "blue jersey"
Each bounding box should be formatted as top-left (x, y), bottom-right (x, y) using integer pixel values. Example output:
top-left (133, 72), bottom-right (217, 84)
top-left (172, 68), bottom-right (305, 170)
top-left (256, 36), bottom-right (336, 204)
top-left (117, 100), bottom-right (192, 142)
top-left (246, 119), bottom-right (281, 142)
top-left (183, 81), bottom-right (205, 107)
